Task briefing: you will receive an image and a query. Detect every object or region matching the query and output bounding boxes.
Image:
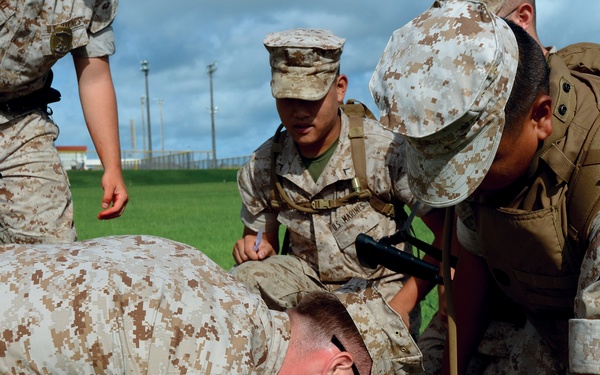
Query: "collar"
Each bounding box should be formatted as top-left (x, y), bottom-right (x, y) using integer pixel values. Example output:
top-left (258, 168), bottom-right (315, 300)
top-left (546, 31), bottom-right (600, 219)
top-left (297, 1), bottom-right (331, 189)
top-left (522, 51), bottom-right (576, 180)
top-left (276, 111), bottom-right (356, 195)
top-left (259, 310), bottom-right (291, 373)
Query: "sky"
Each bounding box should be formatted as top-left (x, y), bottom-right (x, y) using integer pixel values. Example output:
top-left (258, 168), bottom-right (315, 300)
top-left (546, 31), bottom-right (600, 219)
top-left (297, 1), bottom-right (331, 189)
top-left (50, 0), bottom-right (600, 161)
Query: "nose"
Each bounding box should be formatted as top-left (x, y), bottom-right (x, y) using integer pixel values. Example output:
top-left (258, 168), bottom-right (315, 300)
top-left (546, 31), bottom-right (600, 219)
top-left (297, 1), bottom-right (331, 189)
top-left (289, 99), bottom-right (311, 118)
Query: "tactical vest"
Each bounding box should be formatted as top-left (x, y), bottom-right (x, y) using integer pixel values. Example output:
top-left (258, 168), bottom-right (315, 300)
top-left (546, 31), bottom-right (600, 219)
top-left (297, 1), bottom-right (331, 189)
top-left (472, 43), bottom-right (600, 358)
top-left (268, 99), bottom-right (398, 219)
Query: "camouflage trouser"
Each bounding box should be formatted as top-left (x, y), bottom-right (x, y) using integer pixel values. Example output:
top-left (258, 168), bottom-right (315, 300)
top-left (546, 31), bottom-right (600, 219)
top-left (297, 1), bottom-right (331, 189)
top-left (418, 311), bottom-right (568, 374)
top-left (229, 254), bottom-right (422, 339)
top-left (0, 110), bottom-right (76, 244)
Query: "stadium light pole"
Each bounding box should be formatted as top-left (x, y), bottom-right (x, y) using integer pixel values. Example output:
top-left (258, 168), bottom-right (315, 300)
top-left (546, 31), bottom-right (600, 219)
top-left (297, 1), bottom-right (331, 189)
top-left (140, 96), bottom-right (146, 156)
top-left (156, 98), bottom-right (165, 155)
top-left (207, 62), bottom-right (217, 169)
top-left (140, 60), bottom-right (152, 159)
top-left (130, 119), bottom-right (136, 152)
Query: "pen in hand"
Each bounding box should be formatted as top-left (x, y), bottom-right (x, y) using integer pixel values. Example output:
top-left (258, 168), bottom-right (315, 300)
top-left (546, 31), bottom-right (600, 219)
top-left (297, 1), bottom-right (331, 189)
top-left (253, 228), bottom-right (263, 252)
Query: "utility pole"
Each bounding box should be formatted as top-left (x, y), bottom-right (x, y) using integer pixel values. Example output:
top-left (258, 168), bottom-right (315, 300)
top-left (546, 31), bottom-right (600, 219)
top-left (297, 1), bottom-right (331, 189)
top-left (140, 60), bottom-right (152, 159)
top-left (156, 98), bottom-right (165, 155)
top-left (140, 96), bottom-right (146, 156)
top-left (207, 62), bottom-right (217, 169)
top-left (130, 119), bottom-right (136, 152)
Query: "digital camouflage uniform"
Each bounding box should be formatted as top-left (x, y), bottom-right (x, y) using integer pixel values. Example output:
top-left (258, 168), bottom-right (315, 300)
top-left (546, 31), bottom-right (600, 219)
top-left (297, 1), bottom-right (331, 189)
top-left (0, 235), bottom-right (291, 374)
top-left (410, 1), bottom-right (561, 373)
top-left (231, 28), bottom-right (427, 372)
top-left (334, 278), bottom-right (427, 374)
top-left (415, 44), bottom-right (600, 374)
top-left (233, 110), bottom-right (428, 335)
top-left (235, 112), bottom-right (423, 289)
top-left (369, 1), bottom-right (600, 374)
top-left (0, 0), bottom-right (117, 243)
top-left (452, 46), bottom-right (600, 371)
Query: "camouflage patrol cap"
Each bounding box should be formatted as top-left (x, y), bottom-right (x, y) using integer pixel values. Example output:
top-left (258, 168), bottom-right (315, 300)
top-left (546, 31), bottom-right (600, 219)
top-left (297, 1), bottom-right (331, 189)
top-left (368, 0), bottom-right (518, 207)
top-left (333, 279), bottom-right (423, 375)
top-left (264, 28), bottom-right (345, 101)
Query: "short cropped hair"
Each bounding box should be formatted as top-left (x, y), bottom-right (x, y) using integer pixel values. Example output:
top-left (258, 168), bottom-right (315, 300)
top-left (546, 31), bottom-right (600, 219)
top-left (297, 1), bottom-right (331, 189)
top-left (290, 291), bottom-right (371, 374)
top-left (503, 19), bottom-right (549, 137)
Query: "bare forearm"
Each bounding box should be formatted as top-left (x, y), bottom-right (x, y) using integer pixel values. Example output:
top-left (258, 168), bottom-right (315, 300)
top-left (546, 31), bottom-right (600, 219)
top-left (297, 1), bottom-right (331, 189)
top-left (74, 56), bottom-right (122, 172)
top-left (74, 55), bottom-right (128, 219)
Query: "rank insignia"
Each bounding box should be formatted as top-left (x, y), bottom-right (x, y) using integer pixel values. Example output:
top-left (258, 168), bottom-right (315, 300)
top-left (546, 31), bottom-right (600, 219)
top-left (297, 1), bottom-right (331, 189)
top-left (50, 26), bottom-right (73, 56)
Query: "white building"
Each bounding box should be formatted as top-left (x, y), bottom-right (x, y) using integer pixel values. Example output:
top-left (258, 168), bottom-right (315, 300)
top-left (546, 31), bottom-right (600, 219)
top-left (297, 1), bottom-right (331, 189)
top-left (56, 146), bottom-right (87, 170)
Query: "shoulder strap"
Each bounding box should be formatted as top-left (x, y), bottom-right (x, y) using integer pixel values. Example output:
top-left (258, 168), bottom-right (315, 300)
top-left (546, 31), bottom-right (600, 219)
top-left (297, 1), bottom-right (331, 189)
top-left (268, 124), bottom-right (287, 211)
top-left (268, 125), bottom-right (348, 214)
top-left (339, 98), bottom-right (377, 121)
top-left (348, 116), bottom-right (368, 191)
top-left (269, 124), bottom-right (320, 214)
top-left (347, 113), bottom-right (396, 218)
top-left (268, 99), bottom-right (396, 218)
top-left (551, 44), bottom-right (600, 246)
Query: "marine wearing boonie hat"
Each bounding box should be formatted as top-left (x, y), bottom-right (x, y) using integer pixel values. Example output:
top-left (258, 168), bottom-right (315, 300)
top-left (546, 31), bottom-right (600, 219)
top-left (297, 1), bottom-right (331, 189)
top-left (368, 0), bottom-right (519, 207)
top-left (333, 279), bottom-right (423, 375)
top-left (263, 28), bottom-right (345, 101)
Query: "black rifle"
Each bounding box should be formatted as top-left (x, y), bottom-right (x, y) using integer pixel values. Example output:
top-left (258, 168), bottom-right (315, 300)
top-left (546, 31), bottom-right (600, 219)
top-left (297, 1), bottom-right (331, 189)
top-left (355, 225), bottom-right (458, 285)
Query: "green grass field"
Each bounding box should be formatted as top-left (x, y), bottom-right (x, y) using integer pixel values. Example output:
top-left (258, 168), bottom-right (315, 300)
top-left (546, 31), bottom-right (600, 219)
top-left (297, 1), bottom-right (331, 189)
top-left (68, 169), bottom-right (439, 331)
top-left (69, 169), bottom-right (242, 268)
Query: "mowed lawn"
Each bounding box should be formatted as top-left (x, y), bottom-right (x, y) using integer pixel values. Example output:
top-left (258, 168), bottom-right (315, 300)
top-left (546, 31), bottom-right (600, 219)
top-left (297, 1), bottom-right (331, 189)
top-left (68, 169), bottom-right (439, 331)
top-left (69, 169), bottom-right (243, 269)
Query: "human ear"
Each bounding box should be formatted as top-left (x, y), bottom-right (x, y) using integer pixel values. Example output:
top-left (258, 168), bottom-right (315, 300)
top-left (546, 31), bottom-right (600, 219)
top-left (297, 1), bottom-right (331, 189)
top-left (324, 352), bottom-right (355, 374)
top-left (510, 3), bottom-right (534, 30)
top-left (531, 94), bottom-right (553, 141)
top-left (336, 74), bottom-right (348, 104)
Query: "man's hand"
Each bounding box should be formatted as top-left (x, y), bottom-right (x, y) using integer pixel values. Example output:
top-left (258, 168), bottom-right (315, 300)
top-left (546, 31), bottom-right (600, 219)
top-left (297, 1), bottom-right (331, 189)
top-left (97, 169), bottom-right (129, 219)
top-left (232, 229), bottom-right (278, 264)
top-left (389, 275), bottom-right (438, 330)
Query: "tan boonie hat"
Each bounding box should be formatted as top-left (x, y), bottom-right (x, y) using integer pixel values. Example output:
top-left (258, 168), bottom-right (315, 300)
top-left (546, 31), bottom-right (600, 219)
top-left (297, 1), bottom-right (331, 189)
top-left (333, 279), bottom-right (423, 375)
top-left (368, 0), bottom-right (519, 207)
top-left (264, 28), bottom-right (345, 101)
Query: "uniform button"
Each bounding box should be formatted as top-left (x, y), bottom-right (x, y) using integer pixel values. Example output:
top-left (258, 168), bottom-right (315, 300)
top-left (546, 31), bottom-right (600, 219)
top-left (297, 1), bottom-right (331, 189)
top-left (559, 104), bottom-right (568, 116)
top-left (562, 82), bottom-right (571, 93)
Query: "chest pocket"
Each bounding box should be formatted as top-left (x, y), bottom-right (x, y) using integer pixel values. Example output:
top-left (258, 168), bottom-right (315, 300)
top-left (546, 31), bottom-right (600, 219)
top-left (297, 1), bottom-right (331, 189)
top-left (331, 201), bottom-right (379, 250)
top-left (41, 17), bottom-right (88, 58)
top-left (477, 200), bottom-right (579, 313)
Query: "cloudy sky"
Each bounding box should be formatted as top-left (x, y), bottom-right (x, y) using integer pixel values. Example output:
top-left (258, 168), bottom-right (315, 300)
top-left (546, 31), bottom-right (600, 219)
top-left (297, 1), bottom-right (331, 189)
top-left (50, 0), bottom-right (600, 160)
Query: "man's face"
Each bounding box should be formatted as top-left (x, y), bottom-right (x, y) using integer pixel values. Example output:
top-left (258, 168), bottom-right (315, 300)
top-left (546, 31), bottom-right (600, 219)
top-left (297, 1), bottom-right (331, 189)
top-left (275, 75), bottom-right (347, 157)
top-left (476, 117), bottom-right (540, 192)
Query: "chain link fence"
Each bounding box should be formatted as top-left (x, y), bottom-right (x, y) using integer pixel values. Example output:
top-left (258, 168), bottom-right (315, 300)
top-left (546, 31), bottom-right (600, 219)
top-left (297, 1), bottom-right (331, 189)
top-left (84, 150), bottom-right (250, 170)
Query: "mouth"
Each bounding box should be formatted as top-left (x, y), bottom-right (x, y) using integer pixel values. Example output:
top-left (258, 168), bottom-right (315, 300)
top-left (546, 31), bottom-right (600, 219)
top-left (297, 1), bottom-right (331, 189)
top-left (293, 123), bottom-right (313, 135)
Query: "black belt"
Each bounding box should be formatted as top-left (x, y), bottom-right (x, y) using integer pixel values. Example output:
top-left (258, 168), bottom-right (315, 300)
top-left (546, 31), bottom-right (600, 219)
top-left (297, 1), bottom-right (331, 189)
top-left (0, 87), bottom-right (61, 113)
top-left (1, 69), bottom-right (61, 113)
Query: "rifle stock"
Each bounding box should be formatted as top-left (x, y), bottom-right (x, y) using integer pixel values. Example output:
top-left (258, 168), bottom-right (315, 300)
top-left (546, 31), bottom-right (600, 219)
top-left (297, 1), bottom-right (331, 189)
top-left (356, 233), bottom-right (444, 284)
